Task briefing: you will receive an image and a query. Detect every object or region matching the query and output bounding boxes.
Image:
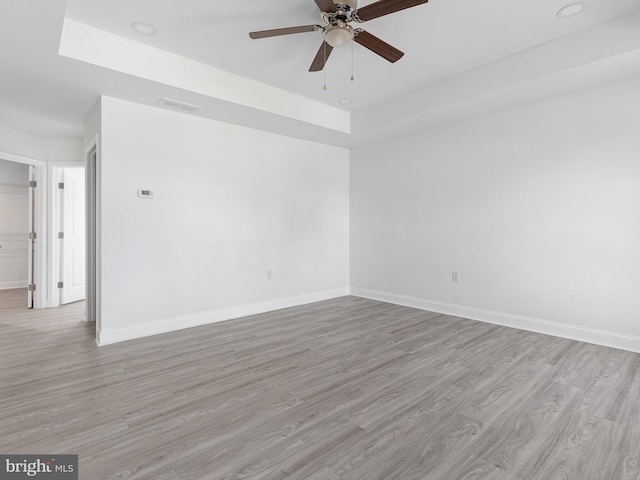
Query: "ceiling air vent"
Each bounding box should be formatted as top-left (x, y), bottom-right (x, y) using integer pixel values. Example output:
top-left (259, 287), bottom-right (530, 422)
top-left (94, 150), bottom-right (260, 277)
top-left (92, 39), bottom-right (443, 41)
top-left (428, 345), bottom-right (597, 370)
top-left (157, 97), bottom-right (202, 113)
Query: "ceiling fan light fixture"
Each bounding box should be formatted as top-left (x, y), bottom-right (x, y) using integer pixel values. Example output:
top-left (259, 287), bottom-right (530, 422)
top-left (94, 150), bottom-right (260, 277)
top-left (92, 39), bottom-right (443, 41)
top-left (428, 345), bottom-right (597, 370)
top-left (324, 24), bottom-right (353, 48)
top-left (249, 0), bottom-right (429, 72)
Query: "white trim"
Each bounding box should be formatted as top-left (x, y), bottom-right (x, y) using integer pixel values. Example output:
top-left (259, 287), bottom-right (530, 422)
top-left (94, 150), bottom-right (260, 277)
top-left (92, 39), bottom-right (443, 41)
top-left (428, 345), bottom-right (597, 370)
top-left (350, 288), bottom-right (640, 354)
top-left (0, 281), bottom-right (27, 290)
top-left (0, 151), bottom-right (45, 167)
top-left (97, 288), bottom-right (350, 346)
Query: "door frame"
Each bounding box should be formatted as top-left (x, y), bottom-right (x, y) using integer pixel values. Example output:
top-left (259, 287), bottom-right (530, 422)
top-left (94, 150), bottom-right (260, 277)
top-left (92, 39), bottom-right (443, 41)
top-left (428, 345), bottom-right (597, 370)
top-left (84, 136), bottom-right (101, 337)
top-left (0, 151), bottom-right (47, 309)
top-left (48, 162), bottom-right (86, 308)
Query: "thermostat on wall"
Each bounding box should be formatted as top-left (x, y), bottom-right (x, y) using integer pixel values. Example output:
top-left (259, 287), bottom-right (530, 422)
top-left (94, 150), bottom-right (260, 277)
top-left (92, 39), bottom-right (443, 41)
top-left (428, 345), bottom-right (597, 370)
top-left (138, 189), bottom-right (154, 198)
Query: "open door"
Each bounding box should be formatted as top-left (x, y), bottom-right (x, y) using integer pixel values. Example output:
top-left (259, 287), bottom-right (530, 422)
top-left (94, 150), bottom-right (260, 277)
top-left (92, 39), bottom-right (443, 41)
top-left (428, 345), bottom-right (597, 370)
top-left (61, 167), bottom-right (86, 304)
top-left (27, 165), bottom-right (36, 308)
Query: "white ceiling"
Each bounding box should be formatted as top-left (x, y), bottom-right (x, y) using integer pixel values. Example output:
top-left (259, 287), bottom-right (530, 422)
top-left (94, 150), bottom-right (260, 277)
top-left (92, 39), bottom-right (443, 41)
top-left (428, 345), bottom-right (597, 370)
top-left (64, 0), bottom-right (640, 110)
top-left (1, 0), bottom-right (640, 146)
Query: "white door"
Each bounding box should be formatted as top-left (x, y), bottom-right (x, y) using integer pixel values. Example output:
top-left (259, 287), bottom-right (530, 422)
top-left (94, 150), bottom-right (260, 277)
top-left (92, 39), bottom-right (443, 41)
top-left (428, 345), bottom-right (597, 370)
top-left (27, 165), bottom-right (35, 308)
top-left (61, 167), bottom-right (86, 304)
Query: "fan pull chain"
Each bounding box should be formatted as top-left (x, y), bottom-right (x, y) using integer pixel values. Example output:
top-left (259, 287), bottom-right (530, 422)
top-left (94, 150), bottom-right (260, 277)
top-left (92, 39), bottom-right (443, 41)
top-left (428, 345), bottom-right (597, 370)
top-left (351, 40), bottom-right (355, 82)
top-left (323, 42), bottom-right (327, 90)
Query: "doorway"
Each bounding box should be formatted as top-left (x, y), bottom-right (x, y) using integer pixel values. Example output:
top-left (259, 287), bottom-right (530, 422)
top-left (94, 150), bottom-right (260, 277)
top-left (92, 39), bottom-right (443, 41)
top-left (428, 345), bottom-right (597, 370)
top-left (57, 167), bottom-right (86, 305)
top-left (0, 159), bottom-right (40, 308)
top-left (1, 148), bottom-right (97, 341)
top-left (47, 148), bottom-right (96, 331)
top-left (0, 152), bottom-right (46, 308)
top-left (0, 159), bottom-right (30, 305)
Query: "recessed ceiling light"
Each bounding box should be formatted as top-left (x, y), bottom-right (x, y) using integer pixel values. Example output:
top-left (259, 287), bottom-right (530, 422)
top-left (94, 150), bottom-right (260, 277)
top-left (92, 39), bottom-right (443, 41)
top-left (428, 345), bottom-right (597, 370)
top-left (557, 2), bottom-right (586, 18)
top-left (338, 98), bottom-right (354, 105)
top-left (131, 22), bottom-right (157, 35)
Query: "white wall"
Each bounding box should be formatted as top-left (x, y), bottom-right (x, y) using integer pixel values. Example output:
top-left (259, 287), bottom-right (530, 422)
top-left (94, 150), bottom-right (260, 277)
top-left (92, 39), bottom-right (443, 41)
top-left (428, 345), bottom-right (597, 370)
top-left (83, 100), bottom-right (101, 150)
top-left (0, 159), bottom-right (29, 289)
top-left (0, 124), bottom-right (83, 164)
top-left (0, 158), bottom-right (29, 184)
top-left (45, 138), bottom-right (84, 164)
top-left (0, 125), bottom-right (45, 160)
top-left (98, 97), bottom-right (349, 344)
top-left (351, 78), bottom-right (640, 352)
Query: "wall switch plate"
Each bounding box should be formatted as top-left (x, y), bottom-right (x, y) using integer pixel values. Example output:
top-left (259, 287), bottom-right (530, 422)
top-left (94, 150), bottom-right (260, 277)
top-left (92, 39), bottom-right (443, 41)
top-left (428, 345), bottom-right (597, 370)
top-left (267, 270), bottom-right (273, 280)
top-left (452, 271), bottom-right (460, 283)
top-left (138, 189), bottom-right (154, 198)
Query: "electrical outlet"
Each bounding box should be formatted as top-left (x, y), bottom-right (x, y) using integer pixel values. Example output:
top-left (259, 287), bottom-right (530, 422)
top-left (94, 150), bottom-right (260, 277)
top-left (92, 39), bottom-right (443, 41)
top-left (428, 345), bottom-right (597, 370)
top-left (452, 271), bottom-right (460, 283)
top-left (267, 270), bottom-right (273, 280)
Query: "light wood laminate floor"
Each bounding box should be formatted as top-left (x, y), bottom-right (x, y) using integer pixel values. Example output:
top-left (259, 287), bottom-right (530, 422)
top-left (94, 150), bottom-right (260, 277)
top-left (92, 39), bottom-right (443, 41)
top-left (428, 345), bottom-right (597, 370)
top-left (1, 288), bottom-right (640, 479)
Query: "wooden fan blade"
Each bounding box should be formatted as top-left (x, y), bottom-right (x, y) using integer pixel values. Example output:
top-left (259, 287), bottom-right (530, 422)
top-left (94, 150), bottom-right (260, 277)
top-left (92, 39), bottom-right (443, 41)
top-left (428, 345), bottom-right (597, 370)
top-left (352, 0), bottom-right (428, 22)
top-left (309, 41), bottom-right (334, 71)
top-left (314, 0), bottom-right (337, 13)
top-left (249, 25), bottom-right (320, 39)
top-left (354, 30), bottom-right (404, 63)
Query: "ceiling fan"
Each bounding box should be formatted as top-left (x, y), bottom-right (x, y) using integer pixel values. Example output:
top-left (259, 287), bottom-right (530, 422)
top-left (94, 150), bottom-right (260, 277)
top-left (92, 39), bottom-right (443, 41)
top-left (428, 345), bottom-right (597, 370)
top-left (249, 0), bottom-right (428, 72)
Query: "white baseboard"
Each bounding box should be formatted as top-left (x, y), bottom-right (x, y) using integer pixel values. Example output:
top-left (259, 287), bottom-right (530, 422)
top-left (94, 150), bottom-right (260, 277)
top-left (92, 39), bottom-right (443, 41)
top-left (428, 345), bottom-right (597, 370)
top-left (350, 288), bottom-right (640, 353)
top-left (97, 288), bottom-right (350, 346)
top-left (0, 281), bottom-right (27, 290)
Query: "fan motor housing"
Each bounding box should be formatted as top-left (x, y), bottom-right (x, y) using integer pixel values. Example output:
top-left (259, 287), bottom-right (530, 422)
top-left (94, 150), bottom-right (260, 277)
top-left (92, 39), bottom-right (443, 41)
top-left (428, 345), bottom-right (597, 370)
top-left (322, 0), bottom-right (357, 23)
top-left (335, 0), bottom-right (357, 10)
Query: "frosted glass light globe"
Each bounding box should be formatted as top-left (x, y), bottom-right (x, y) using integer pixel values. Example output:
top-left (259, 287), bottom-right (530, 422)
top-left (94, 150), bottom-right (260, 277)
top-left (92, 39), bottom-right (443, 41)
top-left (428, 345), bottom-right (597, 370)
top-left (325, 25), bottom-right (353, 48)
